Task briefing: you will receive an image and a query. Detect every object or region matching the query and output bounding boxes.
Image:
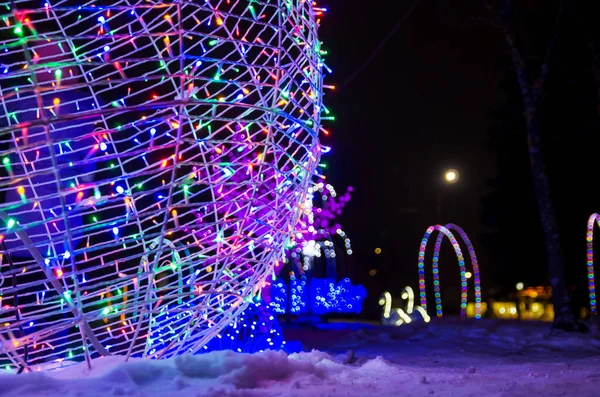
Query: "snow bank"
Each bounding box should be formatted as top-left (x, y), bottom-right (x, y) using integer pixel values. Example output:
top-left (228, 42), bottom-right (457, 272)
top-left (4, 319), bottom-right (600, 397)
top-left (0, 349), bottom-right (403, 397)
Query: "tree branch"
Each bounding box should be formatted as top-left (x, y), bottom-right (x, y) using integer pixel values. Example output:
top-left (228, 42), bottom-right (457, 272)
top-left (531, 1), bottom-right (564, 107)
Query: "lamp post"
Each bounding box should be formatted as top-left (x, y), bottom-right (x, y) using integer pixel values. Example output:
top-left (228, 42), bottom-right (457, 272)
top-left (436, 168), bottom-right (459, 222)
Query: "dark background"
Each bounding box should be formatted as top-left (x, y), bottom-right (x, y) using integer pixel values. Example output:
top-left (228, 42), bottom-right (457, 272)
top-left (317, 0), bottom-right (600, 317)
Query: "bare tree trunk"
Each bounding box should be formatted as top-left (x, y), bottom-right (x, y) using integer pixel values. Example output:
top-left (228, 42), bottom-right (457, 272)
top-left (504, 29), bottom-right (578, 329)
top-left (521, 104), bottom-right (574, 328)
top-left (588, 41), bottom-right (600, 116)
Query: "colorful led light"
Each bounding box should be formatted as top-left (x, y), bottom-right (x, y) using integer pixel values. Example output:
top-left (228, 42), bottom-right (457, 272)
top-left (417, 224), bottom-right (477, 319)
top-left (587, 214), bottom-right (600, 315)
top-left (0, 0), bottom-right (329, 372)
top-left (431, 223), bottom-right (482, 319)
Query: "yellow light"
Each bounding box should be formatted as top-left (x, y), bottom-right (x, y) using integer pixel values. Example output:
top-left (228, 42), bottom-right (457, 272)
top-left (369, 269), bottom-right (377, 276)
top-left (444, 169), bottom-right (459, 183)
top-left (465, 271), bottom-right (472, 279)
top-left (374, 247), bottom-right (382, 255)
top-left (516, 282), bottom-right (524, 291)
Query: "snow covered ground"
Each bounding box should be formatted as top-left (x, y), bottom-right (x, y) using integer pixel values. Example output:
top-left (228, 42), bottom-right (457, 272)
top-left (3, 318), bottom-right (600, 396)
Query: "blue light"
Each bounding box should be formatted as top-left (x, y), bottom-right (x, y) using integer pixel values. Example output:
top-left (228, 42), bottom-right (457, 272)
top-left (100, 142), bottom-right (108, 151)
top-left (112, 227), bottom-right (119, 236)
top-left (269, 279), bottom-right (288, 314)
top-left (269, 277), bottom-right (366, 315)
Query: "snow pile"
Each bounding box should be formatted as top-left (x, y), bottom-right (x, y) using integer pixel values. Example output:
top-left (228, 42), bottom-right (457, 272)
top-left (3, 319), bottom-right (600, 396)
top-left (0, 349), bottom-right (403, 397)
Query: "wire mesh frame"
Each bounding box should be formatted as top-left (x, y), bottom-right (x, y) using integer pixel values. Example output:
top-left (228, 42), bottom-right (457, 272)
top-left (0, 0), bottom-right (324, 371)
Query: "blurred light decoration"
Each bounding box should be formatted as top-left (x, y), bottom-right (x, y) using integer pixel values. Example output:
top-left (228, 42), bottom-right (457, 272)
top-left (310, 278), bottom-right (366, 315)
top-left (491, 301), bottom-right (518, 319)
top-left (586, 213), bottom-right (599, 315)
top-left (516, 282), bottom-right (524, 291)
top-left (289, 274), bottom-right (309, 314)
top-left (290, 184), bottom-right (354, 278)
top-left (378, 287), bottom-right (430, 326)
top-left (516, 286), bottom-right (553, 321)
top-left (417, 224), bottom-right (482, 319)
top-left (269, 277), bottom-right (366, 315)
top-left (265, 184), bottom-right (359, 315)
top-left (0, 0), bottom-right (329, 372)
top-left (466, 302), bottom-right (488, 318)
top-left (196, 300), bottom-right (285, 354)
top-left (269, 278), bottom-right (289, 315)
top-left (145, 299), bottom-right (285, 355)
top-left (474, 286), bottom-right (553, 321)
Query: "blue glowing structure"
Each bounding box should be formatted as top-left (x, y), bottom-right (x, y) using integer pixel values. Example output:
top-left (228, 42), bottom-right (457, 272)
top-left (269, 277), bottom-right (366, 315)
top-left (147, 300), bottom-right (285, 356)
top-left (270, 278), bottom-right (288, 315)
top-left (310, 278), bottom-right (366, 315)
top-left (290, 275), bottom-right (309, 314)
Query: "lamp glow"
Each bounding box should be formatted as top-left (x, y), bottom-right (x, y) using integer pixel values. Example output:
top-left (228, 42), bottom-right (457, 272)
top-left (444, 169), bottom-right (459, 183)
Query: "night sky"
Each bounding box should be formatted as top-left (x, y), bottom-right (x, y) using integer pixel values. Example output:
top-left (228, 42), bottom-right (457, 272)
top-left (317, 0), bottom-right (600, 317)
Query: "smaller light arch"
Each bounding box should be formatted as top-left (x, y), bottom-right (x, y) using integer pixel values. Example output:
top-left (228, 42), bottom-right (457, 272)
top-left (432, 224), bottom-right (482, 319)
top-left (587, 214), bottom-right (600, 315)
top-left (418, 225), bottom-right (468, 318)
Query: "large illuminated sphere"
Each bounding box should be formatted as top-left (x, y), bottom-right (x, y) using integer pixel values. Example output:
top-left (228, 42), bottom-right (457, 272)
top-left (0, 0), bottom-right (324, 370)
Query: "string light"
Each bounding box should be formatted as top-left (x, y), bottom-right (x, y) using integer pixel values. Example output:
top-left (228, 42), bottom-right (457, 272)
top-left (269, 277), bottom-right (366, 315)
top-left (0, 0), bottom-right (328, 372)
top-left (417, 224), bottom-right (482, 319)
top-left (430, 223), bottom-right (482, 319)
top-left (379, 287), bottom-right (430, 326)
top-left (587, 214), bottom-right (599, 315)
top-left (287, 185), bottom-right (353, 278)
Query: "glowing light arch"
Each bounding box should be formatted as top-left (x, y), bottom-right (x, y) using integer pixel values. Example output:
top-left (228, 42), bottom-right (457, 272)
top-left (432, 223), bottom-right (482, 319)
top-left (587, 214), bottom-right (600, 315)
top-left (417, 224), bottom-right (475, 319)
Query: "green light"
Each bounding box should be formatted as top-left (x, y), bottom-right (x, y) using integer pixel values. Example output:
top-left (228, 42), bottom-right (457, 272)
top-left (68, 350), bottom-right (73, 359)
top-left (209, 39), bottom-right (218, 46)
top-left (2, 157), bottom-right (9, 165)
top-left (92, 216), bottom-right (98, 223)
top-left (13, 25), bottom-right (23, 36)
top-left (102, 307), bottom-right (110, 316)
top-left (54, 69), bottom-right (62, 78)
top-left (6, 219), bottom-right (15, 229)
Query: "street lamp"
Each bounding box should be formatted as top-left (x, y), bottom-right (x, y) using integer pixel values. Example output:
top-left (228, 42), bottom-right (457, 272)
top-left (444, 169), bottom-right (459, 184)
top-left (437, 168), bottom-right (460, 221)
